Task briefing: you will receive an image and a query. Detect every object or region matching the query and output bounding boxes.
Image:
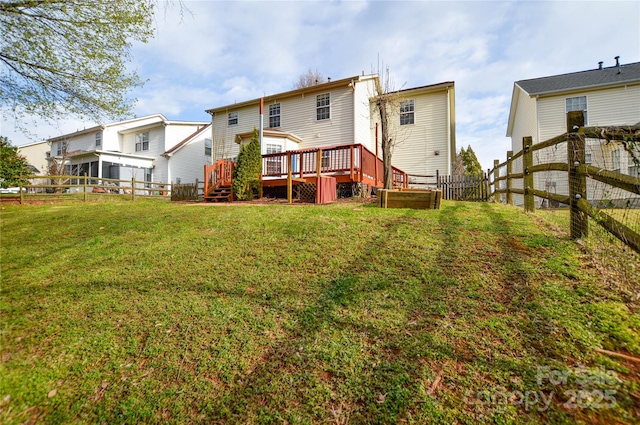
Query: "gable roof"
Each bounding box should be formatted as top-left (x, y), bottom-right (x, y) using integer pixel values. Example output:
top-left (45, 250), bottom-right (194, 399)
top-left (515, 62), bottom-right (640, 97)
top-left (162, 123), bottom-right (211, 156)
top-left (205, 74), bottom-right (378, 114)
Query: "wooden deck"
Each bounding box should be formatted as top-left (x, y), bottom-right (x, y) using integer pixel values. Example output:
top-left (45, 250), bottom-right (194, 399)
top-left (204, 143), bottom-right (408, 201)
top-left (261, 144), bottom-right (408, 188)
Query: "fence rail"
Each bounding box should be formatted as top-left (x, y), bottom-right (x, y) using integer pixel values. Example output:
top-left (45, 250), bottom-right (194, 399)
top-left (5, 174), bottom-right (172, 204)
top-left (487, 117), bottom-right (640, 254)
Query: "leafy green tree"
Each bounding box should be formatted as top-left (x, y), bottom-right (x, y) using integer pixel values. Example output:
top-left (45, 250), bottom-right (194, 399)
top-left (0, 136), bottom-right (31, 187)
top-left (0, 0), bottom-right (155, 127)
top-left (461, 145), bottom-right (483, 175)
top-left (232, 128), bottom-right (262, 201)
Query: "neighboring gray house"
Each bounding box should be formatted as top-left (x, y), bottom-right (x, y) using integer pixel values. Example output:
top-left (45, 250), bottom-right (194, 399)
top-left (506, 58), bottom-right (640, 205)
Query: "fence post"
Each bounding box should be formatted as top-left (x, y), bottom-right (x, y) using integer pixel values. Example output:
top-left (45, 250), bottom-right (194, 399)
top-left (492, 160), bottom-right (499, 202)
top-left (522, 137), bottom-right (534, 212)
top-left (131, 178), bottom-right (136, 201)
top-left (568, 133), bottom-right (588, 239)
top-left (195, 179), bottom-right (199, 200)
top-left (83, 173), bottom-right (88, 202)
top-left (19, 184), bottom-right (23, 204)
top-left (506, 150), bottom-right (513, 205)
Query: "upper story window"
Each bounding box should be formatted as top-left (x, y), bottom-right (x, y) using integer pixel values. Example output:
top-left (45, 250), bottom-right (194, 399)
top-left (228, 112), bottom-right (238, 126)
top-left (95, 132), bottom-right (102, 148)
top-left (269, 103), bottom-right (281, 128)
top-left (566, 96), bottom-right (587, 126)
top-left (135, 132), bottom-right (149, 152)
top-left (56, 141), bottom-right (67, 156)
top-left (204, 138), bottom-right (212, 156)
top-left (316, 93), bottom-right (330, 121)
top-left (400, 99), bottom-right (415, 125)
top-left (611, 148), bottom-right (621, 172)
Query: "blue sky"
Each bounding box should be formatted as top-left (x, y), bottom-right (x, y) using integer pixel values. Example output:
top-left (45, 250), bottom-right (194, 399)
top-left (2, 0), bottom-right (639, 170)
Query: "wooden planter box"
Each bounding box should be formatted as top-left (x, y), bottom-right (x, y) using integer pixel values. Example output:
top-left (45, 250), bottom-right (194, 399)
top-left (378, 188), bottom-right (442, 210)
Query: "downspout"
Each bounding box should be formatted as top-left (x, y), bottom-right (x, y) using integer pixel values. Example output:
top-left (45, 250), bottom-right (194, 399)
top-left (448, 84), bottom-right (456, 175)
top-left (259, 98), bottom-right (264, 155)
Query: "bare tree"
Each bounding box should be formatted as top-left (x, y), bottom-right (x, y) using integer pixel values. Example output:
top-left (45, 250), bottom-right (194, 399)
top-left (293, 68), bottom-right (326, 89)
top-left (372, 68), bottom-right (403, 189)
top-left (47, 139), bottom-right (72, 193)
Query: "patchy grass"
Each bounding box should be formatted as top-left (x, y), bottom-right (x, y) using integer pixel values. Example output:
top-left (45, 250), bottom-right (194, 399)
top-left (1, 199), bottom-right (638, 424)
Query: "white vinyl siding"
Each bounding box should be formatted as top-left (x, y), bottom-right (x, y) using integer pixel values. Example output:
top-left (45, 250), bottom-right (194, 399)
top-left (389, 91), bottom-right (450, 178)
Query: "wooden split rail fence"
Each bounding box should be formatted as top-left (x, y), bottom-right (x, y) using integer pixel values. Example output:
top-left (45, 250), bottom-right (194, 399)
top-left (487, 115), bottom-right (640, 254)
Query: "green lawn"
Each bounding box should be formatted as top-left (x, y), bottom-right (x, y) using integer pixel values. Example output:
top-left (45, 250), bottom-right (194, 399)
top-left (1, 199), bottom-right (638, 424)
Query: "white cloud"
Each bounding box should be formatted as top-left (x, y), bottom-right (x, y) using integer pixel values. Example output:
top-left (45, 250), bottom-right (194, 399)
top-left (3, 0), bottom-right (639, 172)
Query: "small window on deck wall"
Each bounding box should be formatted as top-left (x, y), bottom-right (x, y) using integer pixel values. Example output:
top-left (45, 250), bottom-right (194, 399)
top-left (266, 144), bottom-right (282, 175)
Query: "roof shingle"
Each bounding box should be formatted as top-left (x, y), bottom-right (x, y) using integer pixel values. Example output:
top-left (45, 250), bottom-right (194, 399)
top-left (516, 62), bottom-right (640, 96)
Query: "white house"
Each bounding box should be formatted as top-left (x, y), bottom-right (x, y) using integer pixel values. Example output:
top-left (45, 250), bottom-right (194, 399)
top-left (506, 58), bottom-right (640, 205)
top-left (17, 140), bottom-right (49, 176)
top-left (205, 74), bottom-right (456, 185)
top-left (47, 114), bottom-right (210, 187)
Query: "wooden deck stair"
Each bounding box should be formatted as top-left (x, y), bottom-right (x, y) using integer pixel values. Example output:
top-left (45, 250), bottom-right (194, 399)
top-left (207, 184), bottom-right (233, 202)
top-left (204, 160), bottom-right (235, 202)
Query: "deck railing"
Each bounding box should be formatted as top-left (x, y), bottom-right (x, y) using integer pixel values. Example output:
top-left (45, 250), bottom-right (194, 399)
top-left (204, 159), bottom-right (234, 195)
top-left (261, 143), bottom-right (407, 188)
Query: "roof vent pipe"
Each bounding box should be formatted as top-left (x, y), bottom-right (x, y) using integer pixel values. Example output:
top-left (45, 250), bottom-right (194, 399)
top-left (327, 77), bottom-right (331, 82)
top-left (615, 56), bottom-right (621, 74)
top-left (598, 61), bottom-right (603, 70)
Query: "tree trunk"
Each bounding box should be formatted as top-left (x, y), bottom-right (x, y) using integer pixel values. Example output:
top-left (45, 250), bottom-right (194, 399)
top-left (378, 100), bottom-right (393, 189)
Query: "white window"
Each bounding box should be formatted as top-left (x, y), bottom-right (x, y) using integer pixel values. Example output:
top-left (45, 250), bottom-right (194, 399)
top-left (228, 112), bottom-right (238, 126)
top-left (269, 103), bottom-right (281, 128)
top-left (135, 132), bottom-right (149, 152)
top-left (95, 132), bottom-right (102, 148)
top-left (611, 149), bottom-right (621, 172)
top-left (56, 141), bottom-right (67, 156)
top-left (316, 93), bottom-right (330, 121)
top-left (566, 96), bottom-right (588, 126)
top-left (585, 152), bottom-right (592, 164)
top-left (400, 99), bottom-right (415, 125)
top-left (204, 138), bottom-right (212, 156)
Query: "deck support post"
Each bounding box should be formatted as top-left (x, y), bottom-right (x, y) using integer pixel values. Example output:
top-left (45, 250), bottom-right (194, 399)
top-left (316, 149), bottom-right (322, 179)
top-left (350, 145), bottom-right (355, 182)
top-left (287, 152), bottom-right (293, 204)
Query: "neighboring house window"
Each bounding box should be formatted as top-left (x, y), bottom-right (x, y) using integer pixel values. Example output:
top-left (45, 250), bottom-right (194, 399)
top-left (135, 132), bottom-right (149, 152)
top-left (629, 164), bottom-right (640, 178)
top-left (145, 168), bottom-right (152, 188)
top-left (266, 143), bottom-right (282, 175)
top-left (566, 96), bottom-right (587, 126)
top-left (400, 99), bottom-right (415, 125)
top-left (228, 112), bottom-right (238, 126)
top-left (95, 132), bottom-right (101, 148)
top-left (585, 152), bottom-right (592, 164)
top-left (204, 138), bottom-right (212, 156)
top-left (316, 93), bottom-right (330, 121)
top-left (269, 103), bottom-right (281, 128)
top-left (57, 141), bottom-right (67, 156)
top-left (611, 149), bottom-right (621, 172)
